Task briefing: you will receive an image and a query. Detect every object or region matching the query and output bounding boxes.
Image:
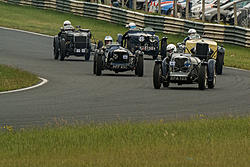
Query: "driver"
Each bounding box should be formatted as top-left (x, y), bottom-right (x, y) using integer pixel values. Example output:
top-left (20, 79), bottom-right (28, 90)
top-left (63, 20), bottom-right (75, 31)
top-left (58, 20), bottom-right (74, 37)
top-left (126, 22), bottom-right (137, 30)
top-left (104, 36), bottom-right (113, 45)
top-left (183, 29), bottom-right (197, 43)
top-left (162, 44), bottom-right (177, 77)
top-left (122, 22), bottom-right (137, 47)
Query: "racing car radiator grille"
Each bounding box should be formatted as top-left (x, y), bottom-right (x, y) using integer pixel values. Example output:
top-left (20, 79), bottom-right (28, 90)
top-left (75, 43), bottom-right (87, 48)
top-left (75, 36), bottom-right (87, 43)
top-left (111, 53), bottom-right (129, 63)
top-left (174, 58), bottom-right (189, 72)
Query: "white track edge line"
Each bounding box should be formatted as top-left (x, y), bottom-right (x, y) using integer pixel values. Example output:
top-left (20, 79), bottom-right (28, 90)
top-left (225, 66), bottom-right (250, 72)
top-left (0, 26), bottom-right (53, 38)
top-left (0, 77), bottom-right (48, 95)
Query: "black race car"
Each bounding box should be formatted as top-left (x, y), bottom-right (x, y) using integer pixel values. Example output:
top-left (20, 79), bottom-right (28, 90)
top-left (53, 26), bottom-right (92, 61)
top-left (93, 41), bottom-right (144, 76)
top-left (153, 42), bottom-right (217, 90)
top-left (120, 27), bottom-right (168, 59)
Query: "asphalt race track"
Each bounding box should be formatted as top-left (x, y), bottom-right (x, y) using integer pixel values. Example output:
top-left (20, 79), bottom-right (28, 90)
top-left (0, 28), bottom-right (249, 128)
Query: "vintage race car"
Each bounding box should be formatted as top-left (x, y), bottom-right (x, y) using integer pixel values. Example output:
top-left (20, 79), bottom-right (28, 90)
top-left (120, 27), bottom-right (168, 59)
top-left (53, 26), bottom-right (93, 61)
top-left (93, 42), bottom-right (144, 76)
top-left (177, 34), bottom-right (225, 75)
top-left (153, 42), bottom-right (217, 90)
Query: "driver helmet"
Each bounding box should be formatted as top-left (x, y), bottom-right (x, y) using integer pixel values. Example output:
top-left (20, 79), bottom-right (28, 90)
top-left (126, 22), bottom-right (136, 29)
top-left (188, 29), bottom-right (196, 36)
top-left (166, 44), bottom-right (177, 53)
top-left (104, 36), bottom-right (113, 45)
top-left (63, 20), bottom-right (71, 27)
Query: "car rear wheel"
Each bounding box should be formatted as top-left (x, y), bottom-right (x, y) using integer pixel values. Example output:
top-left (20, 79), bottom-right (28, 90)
top-left (208, 70), bottom-right (216, 89)
top-left (153, 63), bottom-right (162, 89)
top-left (59, 39), bottom-right (66, 61)
top-left (96, 55), bottom-right (102, 76)
top-left (93, 54), bottom-right (97, 74)
top-left (160, 38), bottom-right (168, 59)
top-left (198, 64), bottom-right (207, 90)
top-left (216, 54), bottom-right (224, 75)
top-left (53, 36), bottom-right (59, 60)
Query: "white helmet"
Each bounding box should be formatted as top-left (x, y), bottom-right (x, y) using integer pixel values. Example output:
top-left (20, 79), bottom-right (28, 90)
top-left (63, 20), bottom-right (71, 26)
top-left (166, 44), bottom-right (177, 53)
top-left (126, 22), bottom-right (136, 29)
top-left (104, 36), bottom-right (113, 45)
top-left (188, 29), bottom-right (196, 35)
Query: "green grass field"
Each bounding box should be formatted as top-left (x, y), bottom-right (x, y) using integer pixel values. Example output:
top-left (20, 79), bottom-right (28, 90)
top-left (0, 117), bottom-right (249, 167)
top-left (0, 64), bottom-right (40, 92)
top-left (0, 2), bottom-right (249, 70)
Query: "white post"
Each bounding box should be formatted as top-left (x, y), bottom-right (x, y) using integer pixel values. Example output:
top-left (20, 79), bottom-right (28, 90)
top-left (186, 0), bottom-right (189, 19)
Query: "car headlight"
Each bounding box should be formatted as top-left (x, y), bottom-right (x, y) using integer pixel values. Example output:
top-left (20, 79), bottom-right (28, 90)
top-left (205, 13), bottom-right (211, 16)
top-left (113, 54), bottom-right (118, 60)
top-left (139, 36), bottom-right (145, 42)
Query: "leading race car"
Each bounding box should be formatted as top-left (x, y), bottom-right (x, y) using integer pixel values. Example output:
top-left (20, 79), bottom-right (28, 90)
top-left (153, 42), bottom-right (217, 90)
top-left (93, 40), bottom-right (144, 76)
top-left (53, 26), bottom-right (93, 61)
top-left (121, 27), bottom-right (168, 59)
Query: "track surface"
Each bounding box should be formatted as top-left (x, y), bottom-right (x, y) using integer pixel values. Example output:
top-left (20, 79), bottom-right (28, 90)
top-left (0, 28), bottom-right (249, 127)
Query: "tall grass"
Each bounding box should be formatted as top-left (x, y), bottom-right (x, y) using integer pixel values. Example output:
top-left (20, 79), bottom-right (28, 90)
top-left (0, 117), bottom-right (249, 167)
top-left (0, 64), bottom-right (40, 91)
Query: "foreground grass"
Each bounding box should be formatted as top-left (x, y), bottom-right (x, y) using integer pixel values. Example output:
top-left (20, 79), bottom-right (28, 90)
top-left (0, 117), bottom-right (249, 167)
top-left (0, 64), bottom-right (39, 91)
top-left (0, 2), bottom-right (249, 69)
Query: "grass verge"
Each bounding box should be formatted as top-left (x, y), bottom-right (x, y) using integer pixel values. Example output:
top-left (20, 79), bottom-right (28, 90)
top-left (0, 116), bottom-right (249, 167)
top-left (0, 2), bottom-right (249, 70)
top-left (0, 64), bottom-right (40, 92)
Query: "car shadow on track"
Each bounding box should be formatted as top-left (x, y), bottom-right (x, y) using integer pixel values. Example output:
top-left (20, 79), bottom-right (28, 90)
top-left (63, 59), bottom-right (94, 62)
top-left (101, 73), bottom-right (137, 77)
top-left (162, 86), bottom-right (200, 91)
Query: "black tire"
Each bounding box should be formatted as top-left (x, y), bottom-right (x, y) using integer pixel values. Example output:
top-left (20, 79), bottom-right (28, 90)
top-left (136, 56), bottom-right (144, 77)
top-left (96, 55), bottom-right (102, 76)
top-left (216, 54), bottom-right (224, 75)
top-left (208, 65), bottom-right (216, 89)
top-left (198, 64), bottom-right (207, 90)
top-left (53, 36), bottom-right (59, 60)
top-left (153, 63), bottom-right (161, 89)
top-left (59, 39), bottom-right (66, 61)
top-left (160, 38), bottom-right (168, 60)
top-left (93, 54), bottom-right (97, 75)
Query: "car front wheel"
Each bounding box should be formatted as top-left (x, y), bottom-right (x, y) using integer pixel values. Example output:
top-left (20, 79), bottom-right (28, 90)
top-left (96, 55), bottom-right (102, 76)
top-left (153, 63), bottom-right (162, 89)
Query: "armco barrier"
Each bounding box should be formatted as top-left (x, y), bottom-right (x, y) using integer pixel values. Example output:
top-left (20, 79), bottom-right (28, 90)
top-left (1, 0), bottom-right (250, 47)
